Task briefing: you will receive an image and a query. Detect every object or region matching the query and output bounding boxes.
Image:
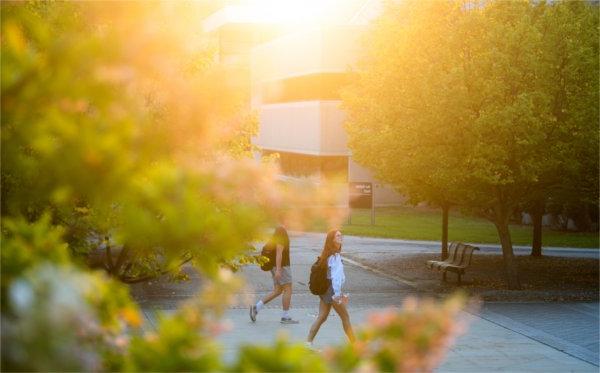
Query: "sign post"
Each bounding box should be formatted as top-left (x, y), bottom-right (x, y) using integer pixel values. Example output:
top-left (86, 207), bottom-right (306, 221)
top-left (348, 182), bottom-right (374, 225)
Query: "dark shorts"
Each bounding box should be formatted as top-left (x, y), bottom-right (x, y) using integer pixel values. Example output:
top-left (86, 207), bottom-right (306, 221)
top-left (319, 284), bottom-right (334, 305)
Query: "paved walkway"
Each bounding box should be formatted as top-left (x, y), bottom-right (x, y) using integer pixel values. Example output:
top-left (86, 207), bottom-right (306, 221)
top-left (480, 302), bottom-right (599, 366)
top-left (133, 232), bottom-right (599, 371)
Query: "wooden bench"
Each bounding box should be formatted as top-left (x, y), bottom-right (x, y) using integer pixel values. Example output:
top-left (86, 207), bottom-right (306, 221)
top-left (426, 242), bottom-right (479, 285)
top-left (426, 242), bottom-right (459, 270)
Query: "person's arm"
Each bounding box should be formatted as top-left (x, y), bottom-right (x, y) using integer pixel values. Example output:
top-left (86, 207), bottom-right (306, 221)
top-left (330, 255), bottom-right (343, 300)
top-left (274, 244), bottom-right (283, 280)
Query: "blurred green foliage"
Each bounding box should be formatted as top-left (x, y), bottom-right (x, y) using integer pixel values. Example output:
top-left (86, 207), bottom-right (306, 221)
top-left (1, 1), bottom-right (279, 281)
top-left (1, 1), bottom-right (469, 371)
top-left (1, 214), bottom-right (69, 305)
top-left (231, 335), bottom-right (327, 372)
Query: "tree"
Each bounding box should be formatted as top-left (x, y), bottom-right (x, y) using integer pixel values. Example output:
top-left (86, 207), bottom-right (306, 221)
top-left (342, 0), bottom-right (468, 261)
top-left (526, 1), bottom-right (599, 257)
top-left (343, 0), bottom-right (598, 289)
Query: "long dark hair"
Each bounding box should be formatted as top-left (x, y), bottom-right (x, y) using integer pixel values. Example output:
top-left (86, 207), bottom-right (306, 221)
top-left (318, 229), bottom-right (341, 267)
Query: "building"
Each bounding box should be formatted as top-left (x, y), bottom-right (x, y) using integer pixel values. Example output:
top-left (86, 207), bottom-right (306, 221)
top-left (203, 1), bottom-right (402, 206)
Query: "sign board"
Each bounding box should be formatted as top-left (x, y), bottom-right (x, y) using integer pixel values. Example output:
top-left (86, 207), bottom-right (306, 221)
top-left (349, 182), bottom-right (373, 209)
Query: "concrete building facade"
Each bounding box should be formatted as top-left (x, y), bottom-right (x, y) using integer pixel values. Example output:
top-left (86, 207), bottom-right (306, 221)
top-left (204, 1), bottom-right (402, 206)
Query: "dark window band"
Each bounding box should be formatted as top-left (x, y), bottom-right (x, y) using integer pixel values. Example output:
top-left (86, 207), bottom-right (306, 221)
top-left (261, 73), bottom-right (352, 104)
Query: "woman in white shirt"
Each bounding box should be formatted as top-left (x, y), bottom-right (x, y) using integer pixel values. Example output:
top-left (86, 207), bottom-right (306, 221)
top-left (306, 229), bottom-right (355, 347)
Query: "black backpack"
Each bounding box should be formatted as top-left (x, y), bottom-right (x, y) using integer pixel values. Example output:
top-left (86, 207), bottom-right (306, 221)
top-left (260, 243), bottom-right (275, 271)
top-left (309, 257), bottom-right (330, 295)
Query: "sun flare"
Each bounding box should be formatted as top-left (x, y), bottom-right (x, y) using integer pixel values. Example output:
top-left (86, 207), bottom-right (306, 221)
top-left (237, 0), bottom-right (342, 25)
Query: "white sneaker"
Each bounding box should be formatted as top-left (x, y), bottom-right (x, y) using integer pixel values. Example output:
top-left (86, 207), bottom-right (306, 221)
top-left (249, 305), bottom-right (257, 322)
top-left (305, 341), bottom-right (320, 352)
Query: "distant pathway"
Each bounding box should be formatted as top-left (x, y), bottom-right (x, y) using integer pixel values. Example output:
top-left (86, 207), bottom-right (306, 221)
top-left (297, 232), bottom-right (599, 259)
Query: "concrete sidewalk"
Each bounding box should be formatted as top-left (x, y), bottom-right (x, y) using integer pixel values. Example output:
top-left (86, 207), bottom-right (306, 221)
top-left (139, 307), bottom-right (597, 371)
top-left (133, 232), bottom-right (599, 371)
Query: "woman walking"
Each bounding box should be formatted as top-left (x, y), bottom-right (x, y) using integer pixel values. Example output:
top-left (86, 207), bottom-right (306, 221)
top-left (250, 225), bottom-right (298, 324)
top-left (306, 229), bottom-right (355, 348)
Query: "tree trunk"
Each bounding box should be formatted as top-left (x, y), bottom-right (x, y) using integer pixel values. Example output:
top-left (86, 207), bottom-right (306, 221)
top-left (113, 246), bottom-right (130, 277)
top-left (441, 205), bottom-right (449, 260)
top-left (530, 200), bottom-right (544, 257)
top-left (494, 217), bottom-right (521, 290)
top-left (105, 235), bottom-right (115, 271)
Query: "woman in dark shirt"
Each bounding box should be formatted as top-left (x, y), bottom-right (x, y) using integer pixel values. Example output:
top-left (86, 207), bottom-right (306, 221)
top-left (250, 225), bottom-right (298, 324)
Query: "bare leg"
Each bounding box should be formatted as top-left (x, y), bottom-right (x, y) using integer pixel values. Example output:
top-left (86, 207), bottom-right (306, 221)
top-left (332, 302), bottom-right (355, 343)
top-left (261, 284), bottom-right (283, 305)
top-left (281, 283), bottom-right (292, 311)
top-left (307, 299), bottom-right (332, 343)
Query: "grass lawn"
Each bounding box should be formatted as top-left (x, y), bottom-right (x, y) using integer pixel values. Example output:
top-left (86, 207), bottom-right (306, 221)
top-left (338, 206), bottom-right (599, 249)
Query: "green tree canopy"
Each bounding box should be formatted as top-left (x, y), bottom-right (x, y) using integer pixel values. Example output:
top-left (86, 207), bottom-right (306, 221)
top-left (343, 0), bottom-right (599, 289)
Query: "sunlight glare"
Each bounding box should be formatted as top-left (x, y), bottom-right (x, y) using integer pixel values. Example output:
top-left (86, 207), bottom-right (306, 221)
top-left (239, 0), bottom-right (342, 25)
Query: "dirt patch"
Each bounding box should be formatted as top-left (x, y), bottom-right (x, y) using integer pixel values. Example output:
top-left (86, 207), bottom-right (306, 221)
top-left (343, 252), bottom-right (599, 302)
